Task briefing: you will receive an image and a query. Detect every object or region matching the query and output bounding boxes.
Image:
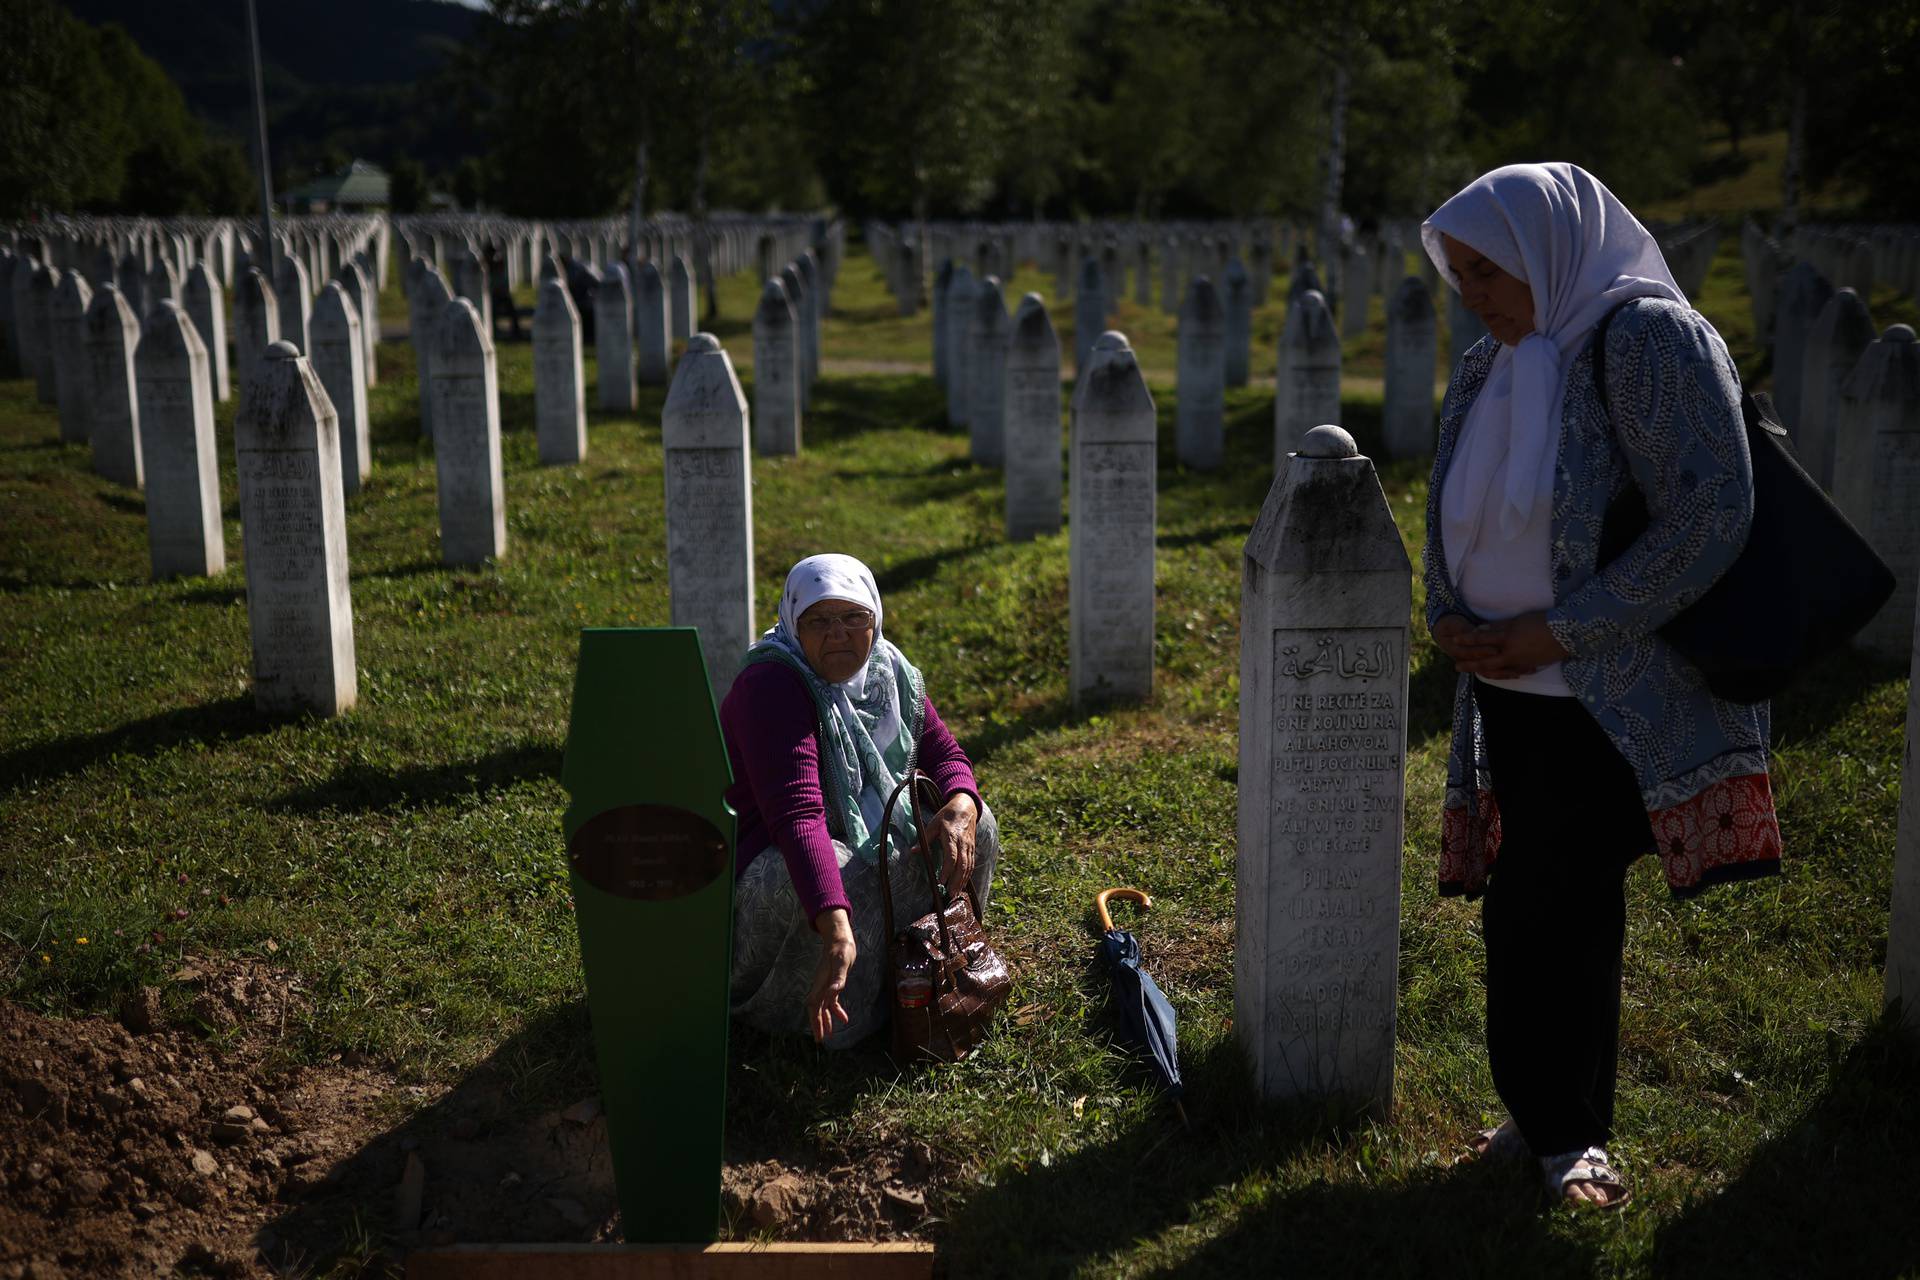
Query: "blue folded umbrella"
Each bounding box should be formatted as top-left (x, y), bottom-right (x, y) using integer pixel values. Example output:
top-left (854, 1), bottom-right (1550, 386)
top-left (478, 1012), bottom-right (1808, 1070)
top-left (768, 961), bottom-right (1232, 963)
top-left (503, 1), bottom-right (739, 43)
top-left (1095, 888), bottom-right (1188, 1128)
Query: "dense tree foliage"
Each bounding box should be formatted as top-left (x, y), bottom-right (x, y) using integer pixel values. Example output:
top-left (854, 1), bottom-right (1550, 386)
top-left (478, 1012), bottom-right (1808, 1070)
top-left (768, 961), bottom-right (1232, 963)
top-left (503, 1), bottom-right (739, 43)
top-left (0, 0), bottom-right (251, 218)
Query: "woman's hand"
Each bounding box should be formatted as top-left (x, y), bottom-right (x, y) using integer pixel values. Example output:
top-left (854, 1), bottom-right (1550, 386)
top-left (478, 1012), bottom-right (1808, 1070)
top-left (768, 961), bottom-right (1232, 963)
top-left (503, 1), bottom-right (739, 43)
top-left (1437, 610), bottom-right (1569, 679)
top-left (805, 908), bottom-right (856, 1044)
top-left (926, 791), bottom-right (979, 899)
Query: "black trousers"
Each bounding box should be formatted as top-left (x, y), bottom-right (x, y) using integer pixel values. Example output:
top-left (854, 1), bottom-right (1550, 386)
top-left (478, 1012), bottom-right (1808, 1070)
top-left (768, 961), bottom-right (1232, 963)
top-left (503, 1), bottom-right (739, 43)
top-left (1476, 680), bottom-right (1654, 1158)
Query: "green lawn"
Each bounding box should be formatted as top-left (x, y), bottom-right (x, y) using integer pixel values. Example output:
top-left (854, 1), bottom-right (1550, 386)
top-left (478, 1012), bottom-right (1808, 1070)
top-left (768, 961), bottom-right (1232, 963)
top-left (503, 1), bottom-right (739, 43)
top-left (1, 237), bottom-right (1915, 1278)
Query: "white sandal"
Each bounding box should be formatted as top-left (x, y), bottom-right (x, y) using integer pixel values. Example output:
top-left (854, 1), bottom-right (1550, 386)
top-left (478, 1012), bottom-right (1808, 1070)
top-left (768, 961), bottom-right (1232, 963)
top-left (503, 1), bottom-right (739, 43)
top-left (1540, 1145), bottom-right (1631, 1209)
top-left (1459, 1116), bottom-right (1530, 1164)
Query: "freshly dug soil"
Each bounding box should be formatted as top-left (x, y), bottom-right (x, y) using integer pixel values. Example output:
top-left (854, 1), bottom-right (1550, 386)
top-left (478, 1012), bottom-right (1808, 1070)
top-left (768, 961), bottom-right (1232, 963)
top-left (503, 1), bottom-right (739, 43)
top-left (0, 959), bottom-right (941, 1278)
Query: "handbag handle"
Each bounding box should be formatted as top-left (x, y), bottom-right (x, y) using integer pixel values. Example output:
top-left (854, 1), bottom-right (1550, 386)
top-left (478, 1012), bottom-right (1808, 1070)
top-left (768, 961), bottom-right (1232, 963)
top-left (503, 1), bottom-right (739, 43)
top-left (876, 771), bottom-right (959, 971)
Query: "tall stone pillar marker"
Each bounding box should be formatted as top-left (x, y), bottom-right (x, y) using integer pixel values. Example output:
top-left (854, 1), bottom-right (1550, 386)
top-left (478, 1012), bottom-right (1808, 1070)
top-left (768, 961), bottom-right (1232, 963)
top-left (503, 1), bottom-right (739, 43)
top-left (1886, 587), bottom-right (1920, 1036)
top-left (663, 334), bottom-right (754, 702)
top-left (1073, 259), bottom-right (1106, 376)
top-left (595, 262), bottom-right (637, 413)
top-left (1070, 332), bottom-right (1156, 708)
top-left (184, 263), bottom-right (230, 403)
top-left (1383, 277), bottom-right (1439, 459)
top-left (1237, 424), bottom-right (1411, 1119)
top-left (1004, 293), bottom-right (1062, 541)
top-left (274, 254), bottom-right (313, 355)
top-left (233, 269), bottom-right (281, 405)
top-left (751, 279), bottom-right (801, 455)
top-left (669, 253), bottom-right (697, 343)
top-left (413, 268), bottom-right (454, 440)
top-left (1224, 258), bottom-right (1253, 388)
top-left (969, 277), bottom-right (1009, 468)
top-left (135, 302), bottom-right (225, 579)
top-left (1832, 324), bottom-right (1920, 660)
top-left (1798, 288), bottom-right (1875, 491)
top-left (1176, 277), bottom-right (1226, 471)
top-left (634, 260), bottom-right (670, 385)
top-left (30, 264), bottom-right (63, 406)
top-left (85, 283), bottom-right (144, 489)
top-left (311, 283), bottom-right (371, 494)
top-left (533, 277), bottom-right (588, 465)
top-left (50, 272), bottom-right (93, 445)
top-left (431, 298), bottom-right (508, 566)
top-left (944, 266), bottom-right (976, 429)
top-left (1275, 288), bottom-right (1341, 461)
top-left (236, 342), bottom-right (355, 716)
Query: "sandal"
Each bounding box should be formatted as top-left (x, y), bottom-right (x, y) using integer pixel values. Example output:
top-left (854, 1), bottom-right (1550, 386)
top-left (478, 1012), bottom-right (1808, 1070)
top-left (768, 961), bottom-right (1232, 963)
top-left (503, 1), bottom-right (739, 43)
top-left (1458, 1117), bottom-right (1529, 1165)
top-left (1540, 1145), bottom-right (1631, 1210)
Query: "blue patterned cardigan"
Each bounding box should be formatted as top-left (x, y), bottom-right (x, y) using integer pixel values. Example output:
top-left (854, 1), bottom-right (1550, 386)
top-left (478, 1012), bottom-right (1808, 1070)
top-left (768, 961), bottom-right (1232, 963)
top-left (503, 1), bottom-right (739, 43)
top-left (1427, 298), bottom-right (1783, 898)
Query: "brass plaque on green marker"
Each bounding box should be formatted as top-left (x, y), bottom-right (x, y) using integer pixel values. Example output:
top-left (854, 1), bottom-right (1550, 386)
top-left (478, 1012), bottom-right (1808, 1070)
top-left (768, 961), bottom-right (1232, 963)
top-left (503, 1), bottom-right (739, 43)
top-left (561, 627), bottom-right (735, 1243)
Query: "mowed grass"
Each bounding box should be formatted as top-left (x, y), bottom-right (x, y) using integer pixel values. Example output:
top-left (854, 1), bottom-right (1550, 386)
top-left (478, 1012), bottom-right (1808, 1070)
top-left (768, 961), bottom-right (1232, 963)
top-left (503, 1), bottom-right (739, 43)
top-left (1, 236), bottom-right (1917, 1278)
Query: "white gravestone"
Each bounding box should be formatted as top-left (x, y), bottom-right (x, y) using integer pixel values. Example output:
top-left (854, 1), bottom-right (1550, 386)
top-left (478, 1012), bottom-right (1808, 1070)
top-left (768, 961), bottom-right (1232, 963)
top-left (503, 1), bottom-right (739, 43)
top-left (1224, 258), bottom-right (1252, 388)
top-left (970, 277), bottom-right (1009, 468)
top-left (311, 283), bottom-right (371, 493)
top-left (30, 264), bottom-right (62, 405)
top-left (51, 272), bottom-right (93, 444)
top-left (1177, 277), bottom-right (1226, 471)
top-left (752, 278), bottom-right (801, 455)
top-left (184, 263), bottom-right (230, 403)
top-left (1275, 288), bottom-right (1341, 462)
top-left (779, 263), bottom-right (815, 413)
top-left (798, 251), bottom-right (823, 392)
top-left (413, 267), bottom-right (453, 439)
top-left (533, 277), bottom-right (587, 465)
top-left (1798, 288), bottom-right (1875, 491)
top-left (595, 262), bottom-right (637, 413)
top-left (431, 298), bottom-right (507, 566)
top-left (1004, 293), bottom-right (1062, 542)
top-left (335, 258), bottom-right (378, 389)
top-left (944, 266), bottom-right (977, 428)
top-left (274, 254), bottom-right (312, 355)
top-left (135, 301), bottom-right (224, 578)
top-left (236, 341), bottom-right (356, 716)
top-left (1772, 261), bottom-right (1833, 437)
top-left (1382, 277), bottom-right (1439, 459)
top-left (663, 332), bottom-right (755, 701)
top-left (1074, 259), bottom-right (1106, 376)
top-left (1886, 586), bottom-right (1920, 1035)
top-left (634, 259), bottom-right (670, 385)
top-left (932, 259), bottom-right (953, 389)
top-left (1832, 324), bottom-right (1920, 660)
top-left (669, 253), bottom-right (697, 342)
top-left (1070, 332), bottom-right (1157, 707)
top-left (1237, 423), bottom-right (1410, 1119)
top-left (85, 283), bottom-right (143, 489)
top-left (232, 268), bottom-right (280, 404)
top-left (5, 253), bottom-right (33, 377)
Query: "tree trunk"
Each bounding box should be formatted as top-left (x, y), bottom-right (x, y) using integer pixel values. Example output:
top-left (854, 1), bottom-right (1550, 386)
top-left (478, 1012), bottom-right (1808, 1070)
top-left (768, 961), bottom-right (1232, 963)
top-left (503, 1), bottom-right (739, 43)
top-left (1319, 41), bottom-right (1351, 303)
top-left (1780, 0), bottom-right (1806, 236)
top-left (694, 111), bottom-right (717, 321)
top-left (628, 136), bottom-right (649, 256)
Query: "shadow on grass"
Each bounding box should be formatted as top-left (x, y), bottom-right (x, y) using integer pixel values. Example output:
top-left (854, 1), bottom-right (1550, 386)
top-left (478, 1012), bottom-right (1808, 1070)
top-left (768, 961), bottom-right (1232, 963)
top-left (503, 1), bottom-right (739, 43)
top-left (176, 580), bottom-right (245, 608)
top-left (804, 375), bottom-right (949, 444)
top-left (270, 740), bottom-right (562, 814)
top-left (940, 1034), bottom-right (1594, 1277)
top-left (1648, 1025), bottom-right (1920, 1279)
top-left (872, 541), bottom-right (999, 596)
top-left (355, 557), bottom-right (447, 582)
top-left (1767, 643), bottom-right (1911, 747)
top-left (95, 491), bottom-right (146, 516)
top-left (0, 695), bottom-right (297, 797)
top-left (962, 694), bottom-right (1084, 771)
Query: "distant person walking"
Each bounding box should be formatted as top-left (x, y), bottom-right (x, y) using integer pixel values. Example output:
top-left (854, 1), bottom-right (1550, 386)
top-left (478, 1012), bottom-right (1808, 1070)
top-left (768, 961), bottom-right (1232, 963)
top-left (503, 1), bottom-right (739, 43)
top-left (1421, 163), bottom-right (1782, 1209)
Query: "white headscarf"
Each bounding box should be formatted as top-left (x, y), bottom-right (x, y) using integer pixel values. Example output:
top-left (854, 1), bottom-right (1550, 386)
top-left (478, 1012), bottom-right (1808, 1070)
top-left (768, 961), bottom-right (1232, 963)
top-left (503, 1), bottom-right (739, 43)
top-left (1422, 163), bottom-right (1688, 562)
top-left (755, 553), bottom-right (919, 856)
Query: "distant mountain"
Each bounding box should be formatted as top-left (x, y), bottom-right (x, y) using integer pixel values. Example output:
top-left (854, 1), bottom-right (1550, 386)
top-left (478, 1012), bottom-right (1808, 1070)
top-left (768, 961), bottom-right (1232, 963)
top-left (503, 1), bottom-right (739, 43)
top-left (59, 0), bottom-right (491, 179)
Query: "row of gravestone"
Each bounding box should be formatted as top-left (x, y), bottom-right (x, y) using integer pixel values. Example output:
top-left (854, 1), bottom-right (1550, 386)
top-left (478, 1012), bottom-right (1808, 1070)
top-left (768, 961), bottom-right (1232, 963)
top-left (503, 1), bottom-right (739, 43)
top-left (928, 253), bottom-right (1450, 472)
top-left (1743, 217), bottom-right (1920, 345)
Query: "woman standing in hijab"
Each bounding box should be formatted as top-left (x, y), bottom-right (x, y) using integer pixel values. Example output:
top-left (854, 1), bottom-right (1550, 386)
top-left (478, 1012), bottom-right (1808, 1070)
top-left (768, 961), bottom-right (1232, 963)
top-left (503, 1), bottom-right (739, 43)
top-left (721, 553), bottom-right (1000, 1048)
top-left (1421, 164), bottom-right (1782, 1208)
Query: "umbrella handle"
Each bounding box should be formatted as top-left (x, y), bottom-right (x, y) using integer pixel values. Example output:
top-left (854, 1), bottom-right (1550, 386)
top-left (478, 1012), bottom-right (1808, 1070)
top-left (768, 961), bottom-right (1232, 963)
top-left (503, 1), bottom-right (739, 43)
top-left (1095, 887), bottom-right (1152, 934)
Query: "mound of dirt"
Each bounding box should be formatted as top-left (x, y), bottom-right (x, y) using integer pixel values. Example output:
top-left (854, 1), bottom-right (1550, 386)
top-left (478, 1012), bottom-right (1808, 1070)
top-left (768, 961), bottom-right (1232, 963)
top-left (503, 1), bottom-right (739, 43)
top-left (0, 959), bottom-right (944, 1278)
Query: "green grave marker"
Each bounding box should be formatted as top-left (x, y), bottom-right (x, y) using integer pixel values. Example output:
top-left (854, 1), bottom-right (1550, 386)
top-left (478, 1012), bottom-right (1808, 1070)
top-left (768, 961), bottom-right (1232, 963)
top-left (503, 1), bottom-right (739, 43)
top-left (561, 627), bottom-right (735, 1243)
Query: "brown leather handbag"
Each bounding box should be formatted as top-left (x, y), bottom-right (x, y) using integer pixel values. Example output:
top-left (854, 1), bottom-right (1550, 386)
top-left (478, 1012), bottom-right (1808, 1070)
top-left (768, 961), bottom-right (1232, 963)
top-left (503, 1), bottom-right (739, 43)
top-left (876, 772), bottom-right (1011, 1065)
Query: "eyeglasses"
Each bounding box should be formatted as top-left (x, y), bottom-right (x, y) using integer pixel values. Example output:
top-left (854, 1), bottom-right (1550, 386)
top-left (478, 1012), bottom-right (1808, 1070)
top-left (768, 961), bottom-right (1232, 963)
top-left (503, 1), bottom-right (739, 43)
top-left (798, 609), bottom-right (875, 637)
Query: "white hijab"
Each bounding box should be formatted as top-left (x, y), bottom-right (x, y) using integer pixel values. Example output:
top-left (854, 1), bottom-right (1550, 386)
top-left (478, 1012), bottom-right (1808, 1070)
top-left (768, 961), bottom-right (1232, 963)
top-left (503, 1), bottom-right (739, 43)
top-left (770, 552), bottom-right (902, 748)
top-left (1422, 163), bottom-right (1687, 565)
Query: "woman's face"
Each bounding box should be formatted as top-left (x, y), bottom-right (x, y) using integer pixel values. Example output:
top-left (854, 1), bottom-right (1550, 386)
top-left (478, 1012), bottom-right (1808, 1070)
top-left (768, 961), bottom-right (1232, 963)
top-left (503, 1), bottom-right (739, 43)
top-left (1441, 233), bottom-right (1536, 347)
top-left (796, 597), bottom-right (876, 684)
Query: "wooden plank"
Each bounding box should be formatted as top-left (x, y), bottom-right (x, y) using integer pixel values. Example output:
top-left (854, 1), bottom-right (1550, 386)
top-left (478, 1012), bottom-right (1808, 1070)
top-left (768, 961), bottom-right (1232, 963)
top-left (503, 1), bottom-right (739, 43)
top-left (561, 627), bottom-right (736, 1242)
top-left (406, 1242), bottom-right (936, 1280)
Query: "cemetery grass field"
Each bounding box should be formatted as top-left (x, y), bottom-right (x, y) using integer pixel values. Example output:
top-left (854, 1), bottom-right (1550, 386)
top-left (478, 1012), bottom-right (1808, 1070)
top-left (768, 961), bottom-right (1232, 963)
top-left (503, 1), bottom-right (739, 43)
top-left (2, 238), bottom-right (1918, 1278)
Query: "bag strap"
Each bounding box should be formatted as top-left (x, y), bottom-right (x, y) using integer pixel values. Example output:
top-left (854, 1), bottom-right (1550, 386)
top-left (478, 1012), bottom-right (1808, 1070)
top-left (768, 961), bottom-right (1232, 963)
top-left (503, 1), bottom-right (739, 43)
top-left (876, 771), bottom-right (958, 966)
top-left (1588, 298), bottom-right (1638, 417)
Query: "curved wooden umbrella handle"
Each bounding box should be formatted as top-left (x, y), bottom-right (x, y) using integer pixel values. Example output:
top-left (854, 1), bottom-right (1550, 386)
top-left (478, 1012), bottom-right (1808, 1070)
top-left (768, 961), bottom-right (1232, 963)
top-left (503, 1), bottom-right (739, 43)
top-left (1095, 886), bottom-right (1153, 933)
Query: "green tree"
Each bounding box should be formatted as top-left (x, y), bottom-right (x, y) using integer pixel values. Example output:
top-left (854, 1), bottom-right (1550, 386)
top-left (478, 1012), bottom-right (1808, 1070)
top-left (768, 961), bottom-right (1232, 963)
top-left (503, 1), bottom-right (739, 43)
top-left (388, 156), bottom-right (428, 214)
top-left (0, 0), bottom-right (124, 215)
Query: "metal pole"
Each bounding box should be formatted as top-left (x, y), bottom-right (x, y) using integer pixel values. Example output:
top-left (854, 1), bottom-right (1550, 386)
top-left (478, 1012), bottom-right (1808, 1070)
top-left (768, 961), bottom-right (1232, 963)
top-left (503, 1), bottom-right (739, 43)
top-left (245, 0), bottom-right (278, 284)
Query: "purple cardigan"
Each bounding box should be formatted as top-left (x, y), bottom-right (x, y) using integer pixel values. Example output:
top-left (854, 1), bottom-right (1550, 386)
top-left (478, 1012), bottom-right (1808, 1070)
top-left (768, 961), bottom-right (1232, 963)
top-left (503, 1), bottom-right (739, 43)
top-left (719, 661), bottom-right (981, 924)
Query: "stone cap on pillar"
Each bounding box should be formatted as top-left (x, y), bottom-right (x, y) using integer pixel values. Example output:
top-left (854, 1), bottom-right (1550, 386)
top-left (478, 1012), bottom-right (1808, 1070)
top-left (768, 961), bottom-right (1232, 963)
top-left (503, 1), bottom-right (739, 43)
top-left (1246, 426), bottom-right (1409, 576)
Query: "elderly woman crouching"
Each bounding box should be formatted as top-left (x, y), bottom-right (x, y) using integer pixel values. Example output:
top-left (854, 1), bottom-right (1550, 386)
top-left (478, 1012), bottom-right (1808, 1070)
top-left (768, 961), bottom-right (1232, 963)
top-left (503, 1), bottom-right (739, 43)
top-left (721, 554), bottom-right (1000, 1047)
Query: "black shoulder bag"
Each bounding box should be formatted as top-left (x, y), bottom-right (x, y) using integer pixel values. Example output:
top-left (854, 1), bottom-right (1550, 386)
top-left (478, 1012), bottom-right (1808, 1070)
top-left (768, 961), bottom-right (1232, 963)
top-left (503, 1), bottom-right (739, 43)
top-left (1592, 303), bottom-right (1894, 703)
